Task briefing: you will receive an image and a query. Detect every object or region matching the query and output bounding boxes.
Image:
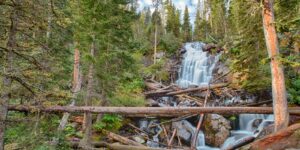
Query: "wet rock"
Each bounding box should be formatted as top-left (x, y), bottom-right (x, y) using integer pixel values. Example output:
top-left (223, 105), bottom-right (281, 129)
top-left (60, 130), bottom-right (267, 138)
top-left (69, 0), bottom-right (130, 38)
top-left (172, 120), bottom-right (196, 142)
top-left (180, 48), bottom-right (187, 54)
top-left (133, 136), bottom-right (145, 144)
top-left (256, 124), bottom-right (274, 139)
top-left (203, 114), bottom-right (231, 147)
top-left (155, 52), bottom-right (165, 59)
top-left (139, 119), bottom-right (148, 132)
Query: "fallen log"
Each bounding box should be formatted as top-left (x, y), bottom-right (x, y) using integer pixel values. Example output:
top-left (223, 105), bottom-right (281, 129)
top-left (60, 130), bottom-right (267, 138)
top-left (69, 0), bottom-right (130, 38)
top-left (145, 83), bottom-right (227, 97)
top-left (222, 136), bottom-right (255, 150)
top-left (166, 83), bottom-right (228, 96)
top-left (106, 131), bottom-right (144, 146)
top-left (72, 141), bottom-right (174, 150)
top-left (145, 89), bottom-right (174, 97)
top-left (8, 105), bottom-right (300, 117)
top-left (248, 123), bottom-right (300, 150)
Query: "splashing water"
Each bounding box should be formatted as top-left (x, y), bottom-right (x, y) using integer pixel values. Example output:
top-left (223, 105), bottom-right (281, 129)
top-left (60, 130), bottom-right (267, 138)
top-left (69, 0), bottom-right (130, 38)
top-left (176, 42), bottom-right (220, 88)
top-left (224, 0), bottom-right (231, 16)
top-left (221, 114), bottom-right (274, 149)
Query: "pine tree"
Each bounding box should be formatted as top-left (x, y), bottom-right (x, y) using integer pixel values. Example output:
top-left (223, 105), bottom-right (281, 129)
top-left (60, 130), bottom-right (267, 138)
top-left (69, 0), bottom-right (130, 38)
top-left (174, 9), bottom-right (181, 38)
top-left (194, 0), bottom-right (202, 41)
top-left (182, 6), bottom-right (191, 42)
top-left (145, 7), bottom-right (152, 26)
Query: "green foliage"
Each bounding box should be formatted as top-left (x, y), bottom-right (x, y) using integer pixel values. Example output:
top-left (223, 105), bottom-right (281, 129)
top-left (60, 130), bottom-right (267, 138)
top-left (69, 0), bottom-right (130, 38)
top-left (143, 58), bottom-right (169, 81)
top-left (64, 124), bottom-right (77, 137)
top-left (229, 115), bottom-right (237, 121)
top-left (182, 6), bottom-right (192, 42)
top-left (110, 77), bottom-right (145, 107)
top-left (166, 1), bottom-right (181, 37)
top-left (287, 78), bottom-right (300, 105)
top-left (224, 1), bottom-right (271, 92)
top-left (5, 113), bottom-right (71, 149)
top-left (160, 32), bottom-right (181, 55)
top-left (93, 114), bottom-right (123, 132)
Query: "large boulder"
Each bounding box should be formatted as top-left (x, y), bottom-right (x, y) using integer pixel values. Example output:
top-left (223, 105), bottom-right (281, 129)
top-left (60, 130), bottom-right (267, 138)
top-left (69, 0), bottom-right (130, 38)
top-left (203, 114), bottom-right (231, 147)
top-left (172, 120), bottom-right (196, 142)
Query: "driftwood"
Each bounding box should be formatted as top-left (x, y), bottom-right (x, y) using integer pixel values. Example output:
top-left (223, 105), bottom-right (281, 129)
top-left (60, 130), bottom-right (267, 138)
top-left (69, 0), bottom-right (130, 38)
top-left (106, 131), bottom-right (144, 146)
top-left (168, 129), bottom-right (177, 147)
top-left (167, 83), bottom-right (227, 96)
top-left (8, 105), bottom-right (300, 117)
top-left (248, 123), bottom-right (300, 150)
top-left (223, 136), bottom-right (255, 150)
top-left (145, 89), bottom-right (174, 97)
top-left (145, 83), bottom-right (227, 97)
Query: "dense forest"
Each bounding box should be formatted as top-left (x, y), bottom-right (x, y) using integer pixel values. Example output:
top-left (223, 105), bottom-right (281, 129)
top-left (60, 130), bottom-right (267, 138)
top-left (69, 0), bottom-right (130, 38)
top-left (0, 0), bottom-right (299, 149)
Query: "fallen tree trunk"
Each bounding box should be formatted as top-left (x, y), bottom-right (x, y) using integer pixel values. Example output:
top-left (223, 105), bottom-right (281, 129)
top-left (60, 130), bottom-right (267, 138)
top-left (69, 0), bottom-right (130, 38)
top-left (72, 142), bottom-right (174, 150)
top-left (145, 89), bottom-right (174, 97)
top-left (223, 136), bottom-right (255, 150)
top-left (8, 105), bottom-right (300, 117)
top-left (106, 131), bottom-right (144, 146)
top-left (167, 83), bottom-right (228, 96)
top-left (145, 83), bottom-right (227, 97)
top-left (248, 123), bottom-right (300, 150)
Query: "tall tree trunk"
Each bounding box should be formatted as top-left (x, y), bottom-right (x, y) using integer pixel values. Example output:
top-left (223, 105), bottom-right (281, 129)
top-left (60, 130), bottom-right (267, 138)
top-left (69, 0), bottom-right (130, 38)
top-left (154, 24), bottom-right (157, 64)
top-left (46, 0), bottom-right (52, 44)
top-left (80, 36), bottom-right (95, 147)
top-left (58, 47), bottom-right (81, 131)
top-left (0, 1), bottom-right (20, 149)
top-left (262, 0), bottom-right (289, 131)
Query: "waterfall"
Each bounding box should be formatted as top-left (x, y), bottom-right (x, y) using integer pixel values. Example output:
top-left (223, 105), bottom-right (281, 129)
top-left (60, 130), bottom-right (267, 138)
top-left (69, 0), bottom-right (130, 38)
top-left (221, 114), bottom-right (274, 149)
top-left (224, 0), bottom-right (231, 16)
top-left (174, 42), bottom-right (274, 149)
top-left (176, 42), bottom-right (220, 88)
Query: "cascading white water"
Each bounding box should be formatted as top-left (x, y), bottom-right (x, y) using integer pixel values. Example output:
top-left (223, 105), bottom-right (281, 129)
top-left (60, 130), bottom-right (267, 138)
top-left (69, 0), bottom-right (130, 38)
top-left (176, 42), bottom-right (220, 88)
top-left (176, 42), bottom-right (220, 150)
top-left (221, 114), bottom-right (274, 149)
top-left (175, 42), bottom-right (274, 149)
top-left (224, 0), bottom-right (231, 16)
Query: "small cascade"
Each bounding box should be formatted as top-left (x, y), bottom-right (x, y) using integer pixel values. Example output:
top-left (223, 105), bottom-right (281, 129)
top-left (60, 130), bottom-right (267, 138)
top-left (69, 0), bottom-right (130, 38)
top-left (221, 114), bottom-right (274, 149)
top-left (176, 42), bottom-right (220, 88)
top-left (224, 0), bottom-right (231, 16)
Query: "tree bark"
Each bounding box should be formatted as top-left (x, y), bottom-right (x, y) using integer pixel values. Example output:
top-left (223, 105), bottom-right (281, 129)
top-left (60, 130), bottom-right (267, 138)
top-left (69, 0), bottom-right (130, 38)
top-left (7, 105), bottom-right (300, 117)
top-left (58, 47), bottom-right (81, 131)
top-left (106, 131), bottom-right (145, 146)
top-left (145, 83), bottom-right (227, 97)
top-left (0, 1), bottom-right (20, 149)
top-left (80, 36), bottom-right (95, 147)
top-left (154, 24), bottom-right (157, 64)
top-left (249, 123), bottom-right (300, 150)
top-left (262, 0), bottom-right (289, 131)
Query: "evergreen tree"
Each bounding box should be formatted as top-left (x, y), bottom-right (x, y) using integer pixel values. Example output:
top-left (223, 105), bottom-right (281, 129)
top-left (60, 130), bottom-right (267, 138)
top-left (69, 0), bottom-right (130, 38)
top-left (182, 6), bottom-right (191, 42)
top-left (209, 0), bottom-right (227, 40)
top-left (166, 0), bottom-right (175, 33)
top-left (144, 7), bottom-right (152, 26)
top-left (194, 0), bottom-right (202, 41)
top-left (174, 9), bottom-right (181, 38)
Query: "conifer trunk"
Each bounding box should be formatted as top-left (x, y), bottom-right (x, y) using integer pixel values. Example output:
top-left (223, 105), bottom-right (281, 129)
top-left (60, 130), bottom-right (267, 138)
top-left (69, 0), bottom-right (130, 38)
top-left (154, 24), bottom-right (157, 64)
top-left (262, 0), bottom-right (289, 131)
top-left (80, 36), bottom-right (95, 147)
top-left (58, 47), bottom-right (81, 131)
top-left (0, 1), bottom-right (20, 149)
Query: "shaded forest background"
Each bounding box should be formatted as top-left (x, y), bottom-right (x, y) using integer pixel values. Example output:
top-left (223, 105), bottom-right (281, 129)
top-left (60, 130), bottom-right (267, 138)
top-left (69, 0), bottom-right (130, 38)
top-left (0, 0), bottom-right (299, 149)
